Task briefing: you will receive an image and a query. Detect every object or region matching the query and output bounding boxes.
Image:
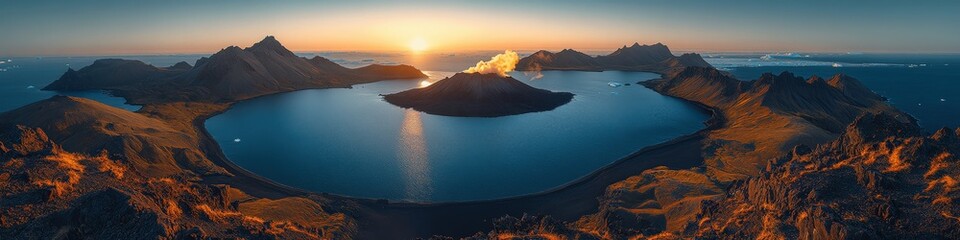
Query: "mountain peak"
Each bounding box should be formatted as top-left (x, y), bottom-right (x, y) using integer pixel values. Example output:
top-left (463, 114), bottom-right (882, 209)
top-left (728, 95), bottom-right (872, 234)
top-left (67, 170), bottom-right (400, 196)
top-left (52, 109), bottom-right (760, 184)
top-left (533, 50), bottom-right (553, 55)
top-left (257, 35), bottom-right (281, 46)
top-left (806, 75), bottom-right (826, 84)
top-left (826, 73), bottom-right (886, 104)
top-left (167, 61), bottom-right (192, 71)
top-left (777, 71), bottom-right (796, 79)
top-left (246, 35), bottom-right (295, 56)
top-left (843, 113), bottom-right (917, 144)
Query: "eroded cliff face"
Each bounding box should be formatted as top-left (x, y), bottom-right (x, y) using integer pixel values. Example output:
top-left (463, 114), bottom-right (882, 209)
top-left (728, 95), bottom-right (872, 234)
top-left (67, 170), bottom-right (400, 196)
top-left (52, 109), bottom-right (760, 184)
top-left (0, 96), bottom-right (355, 239)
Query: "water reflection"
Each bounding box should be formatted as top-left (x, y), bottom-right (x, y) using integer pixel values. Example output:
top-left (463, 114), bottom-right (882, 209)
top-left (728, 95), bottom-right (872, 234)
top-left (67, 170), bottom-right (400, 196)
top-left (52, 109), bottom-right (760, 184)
top-left (397, 109), bottom-right (432, 199)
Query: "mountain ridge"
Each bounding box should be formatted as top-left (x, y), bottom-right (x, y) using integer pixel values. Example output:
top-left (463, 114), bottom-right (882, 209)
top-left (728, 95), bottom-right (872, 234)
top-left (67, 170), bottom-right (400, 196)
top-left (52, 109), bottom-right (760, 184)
top-left (43, 36), bottom-right (427, 104)
top-left (515, 43), bottom-right (712, 73)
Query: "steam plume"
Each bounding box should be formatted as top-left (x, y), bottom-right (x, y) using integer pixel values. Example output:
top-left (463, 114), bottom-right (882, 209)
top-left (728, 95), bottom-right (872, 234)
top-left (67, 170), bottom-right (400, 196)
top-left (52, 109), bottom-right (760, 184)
top-left (463, 50), bottom-right (518, 77)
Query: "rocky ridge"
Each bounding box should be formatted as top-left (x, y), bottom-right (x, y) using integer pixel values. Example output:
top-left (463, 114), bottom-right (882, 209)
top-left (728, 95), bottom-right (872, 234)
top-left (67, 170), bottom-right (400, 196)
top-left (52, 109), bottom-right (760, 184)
top-left (515, 43), bottom-right (712, 73)
top-left (44, 36), bottom-right (426, 104)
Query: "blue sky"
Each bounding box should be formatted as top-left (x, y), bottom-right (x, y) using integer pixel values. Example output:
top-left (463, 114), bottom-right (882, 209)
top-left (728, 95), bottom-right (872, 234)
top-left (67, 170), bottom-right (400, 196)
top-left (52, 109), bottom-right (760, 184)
top-left (1, 0), bottom-right (958, 56)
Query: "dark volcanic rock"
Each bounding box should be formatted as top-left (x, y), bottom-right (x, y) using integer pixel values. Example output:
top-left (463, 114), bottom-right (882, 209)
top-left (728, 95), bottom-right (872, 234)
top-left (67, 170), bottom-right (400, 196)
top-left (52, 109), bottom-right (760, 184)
top-left (515, 43), bottom-right (711, 73)
top-left (383, 72), bottom-right (573, 117)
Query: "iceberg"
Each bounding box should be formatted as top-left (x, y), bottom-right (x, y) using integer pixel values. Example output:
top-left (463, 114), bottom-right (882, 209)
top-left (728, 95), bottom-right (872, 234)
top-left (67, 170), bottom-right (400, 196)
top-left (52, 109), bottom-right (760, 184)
top-left (832, 63), bottom-right (842, 68)
top-left (233, 138), bottom-right (241, 143)
top-left (26, 85), bottom-right (35, 89)
top-left (607, 82), bottom-right (623, 87)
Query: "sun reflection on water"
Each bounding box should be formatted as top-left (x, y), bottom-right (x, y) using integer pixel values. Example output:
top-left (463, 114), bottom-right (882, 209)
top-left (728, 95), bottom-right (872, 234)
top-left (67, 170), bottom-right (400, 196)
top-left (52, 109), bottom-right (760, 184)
top-left (397, 109), bottom-right (432, 200)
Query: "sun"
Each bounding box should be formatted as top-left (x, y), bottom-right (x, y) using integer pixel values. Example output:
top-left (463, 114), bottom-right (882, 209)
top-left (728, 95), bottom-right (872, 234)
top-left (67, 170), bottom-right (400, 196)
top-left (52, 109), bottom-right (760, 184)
top-left (409, 37), bottom-right (428, 53)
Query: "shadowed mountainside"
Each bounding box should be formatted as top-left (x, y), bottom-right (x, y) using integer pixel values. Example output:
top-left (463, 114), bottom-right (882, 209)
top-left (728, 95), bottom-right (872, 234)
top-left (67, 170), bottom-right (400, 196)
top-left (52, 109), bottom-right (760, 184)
top-left (44, 36), bottom-right (426, 104)
top-left (383, 72), bottom-right (573, 117)
top-left (515, 43), bottom-right (711, 73)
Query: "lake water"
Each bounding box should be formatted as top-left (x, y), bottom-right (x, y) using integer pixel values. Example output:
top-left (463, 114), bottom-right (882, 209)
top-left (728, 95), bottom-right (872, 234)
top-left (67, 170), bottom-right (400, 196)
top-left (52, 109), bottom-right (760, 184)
top-left (205, 71), bottom-right (709, 202)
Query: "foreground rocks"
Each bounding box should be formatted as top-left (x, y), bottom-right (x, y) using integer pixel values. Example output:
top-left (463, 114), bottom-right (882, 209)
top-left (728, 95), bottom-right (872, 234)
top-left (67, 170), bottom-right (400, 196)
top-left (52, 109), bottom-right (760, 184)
top-left (692, 113), bottom-right (960, 239)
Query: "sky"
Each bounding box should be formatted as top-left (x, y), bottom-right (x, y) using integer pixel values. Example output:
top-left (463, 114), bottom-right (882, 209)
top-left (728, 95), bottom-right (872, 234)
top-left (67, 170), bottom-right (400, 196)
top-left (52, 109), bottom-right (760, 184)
top-left (1, 0), bottom-right (959, 56)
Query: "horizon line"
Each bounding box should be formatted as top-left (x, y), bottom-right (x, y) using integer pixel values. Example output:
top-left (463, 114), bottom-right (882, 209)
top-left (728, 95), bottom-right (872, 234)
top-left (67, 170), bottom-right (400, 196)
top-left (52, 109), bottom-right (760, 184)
top-left (5, 49), bottom-right (960, 58)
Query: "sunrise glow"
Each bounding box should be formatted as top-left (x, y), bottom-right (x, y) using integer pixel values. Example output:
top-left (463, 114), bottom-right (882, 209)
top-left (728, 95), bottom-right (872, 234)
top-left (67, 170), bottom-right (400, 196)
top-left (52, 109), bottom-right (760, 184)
top-left (410, 38), bottom-right (429, 53)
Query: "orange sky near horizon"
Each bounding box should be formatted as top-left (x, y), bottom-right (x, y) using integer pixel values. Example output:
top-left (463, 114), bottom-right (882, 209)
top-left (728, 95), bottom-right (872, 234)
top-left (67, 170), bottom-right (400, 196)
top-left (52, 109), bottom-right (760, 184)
top-left (3, 1), bottom-right (959, 56)
top-left (34, 10), bottom-right (704, 56)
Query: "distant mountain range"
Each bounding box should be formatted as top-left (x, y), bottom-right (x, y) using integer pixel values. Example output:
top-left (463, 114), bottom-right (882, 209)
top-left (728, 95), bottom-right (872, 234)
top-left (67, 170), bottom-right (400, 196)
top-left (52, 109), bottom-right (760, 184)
top-left (44, 36), bottom-right (426, 104)
top-left (515, 43), bottom-right (711, 73)
top-left (383, 72), bottom-right (573, 117)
